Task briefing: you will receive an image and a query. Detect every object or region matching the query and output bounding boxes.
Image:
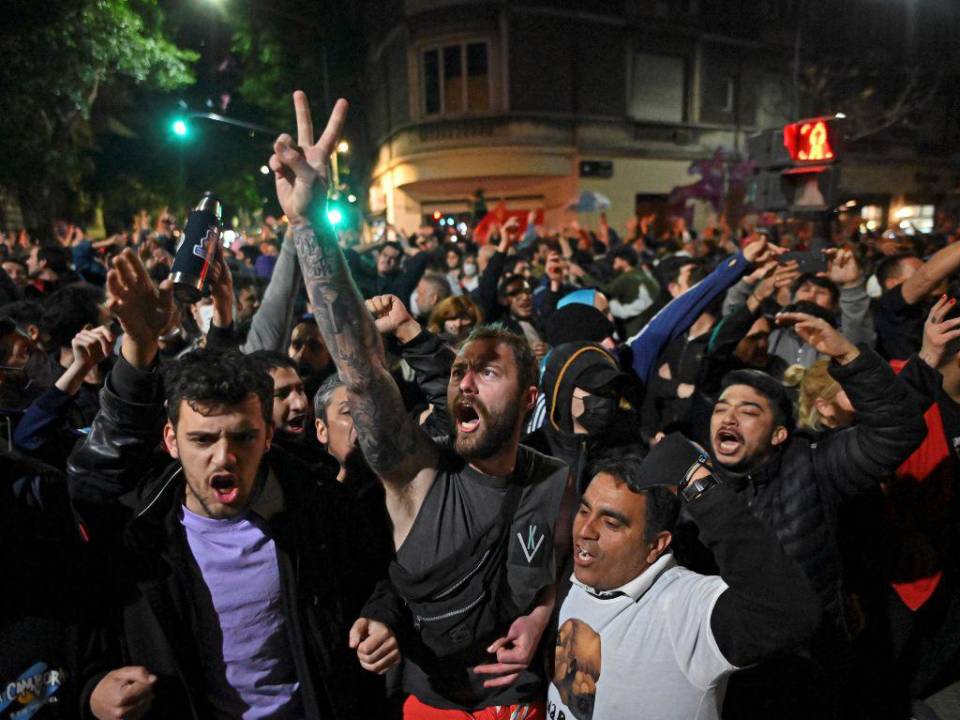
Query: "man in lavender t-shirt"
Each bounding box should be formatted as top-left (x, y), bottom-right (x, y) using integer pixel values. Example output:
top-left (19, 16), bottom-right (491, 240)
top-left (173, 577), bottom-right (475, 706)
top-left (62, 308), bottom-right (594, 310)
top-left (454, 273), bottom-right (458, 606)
top-left (182, 501), bottom-right (301, 719)
top-left (68, 247), bottom-right (396, 719)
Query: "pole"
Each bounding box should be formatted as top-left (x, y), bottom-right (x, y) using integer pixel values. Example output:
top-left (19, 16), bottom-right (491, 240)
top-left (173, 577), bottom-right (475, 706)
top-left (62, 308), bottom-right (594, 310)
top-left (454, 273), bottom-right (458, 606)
top-left (177, 143), bottom-right (185, 214)
top-left (185, 112), bottom-right (279, 136)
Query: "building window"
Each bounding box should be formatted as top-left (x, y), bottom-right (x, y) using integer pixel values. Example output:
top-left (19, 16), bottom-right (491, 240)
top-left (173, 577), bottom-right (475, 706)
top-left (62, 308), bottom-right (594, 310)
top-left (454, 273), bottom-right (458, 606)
top-left (421, 41), bottom-right (490, 116)
top-left (629, 52), bottom-right (686, 123)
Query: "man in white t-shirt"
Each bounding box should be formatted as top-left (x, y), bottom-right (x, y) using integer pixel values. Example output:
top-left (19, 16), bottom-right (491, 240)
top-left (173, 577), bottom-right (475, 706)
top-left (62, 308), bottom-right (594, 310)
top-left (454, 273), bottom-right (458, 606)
top-left (548, 434), bottom-right (820, 720)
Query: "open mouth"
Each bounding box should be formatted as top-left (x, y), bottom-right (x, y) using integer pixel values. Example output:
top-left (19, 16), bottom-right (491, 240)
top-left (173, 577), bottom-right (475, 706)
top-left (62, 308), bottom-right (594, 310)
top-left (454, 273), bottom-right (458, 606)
top-left (714, 428), bottom-right (743, 456)
top-left (286, 414), bottom-right (306, 433)
top-left (455, 401), bottom-right (482, 433)
top-left (210, 474), bottom-right (239, 504)
top-left (574, 544), bottom-right (595, 566)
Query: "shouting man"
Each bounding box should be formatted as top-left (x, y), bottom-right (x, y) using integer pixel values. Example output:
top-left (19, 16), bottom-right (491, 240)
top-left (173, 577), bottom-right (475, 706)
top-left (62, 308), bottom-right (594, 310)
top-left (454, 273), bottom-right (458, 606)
top-left (269, 91), bottom-right (569, 718)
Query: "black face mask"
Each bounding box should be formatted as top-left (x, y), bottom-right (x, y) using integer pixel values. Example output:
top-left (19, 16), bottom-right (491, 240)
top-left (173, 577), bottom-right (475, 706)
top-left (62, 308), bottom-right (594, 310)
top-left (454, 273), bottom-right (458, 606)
top-left (576, 394), bottom-right (617, 435)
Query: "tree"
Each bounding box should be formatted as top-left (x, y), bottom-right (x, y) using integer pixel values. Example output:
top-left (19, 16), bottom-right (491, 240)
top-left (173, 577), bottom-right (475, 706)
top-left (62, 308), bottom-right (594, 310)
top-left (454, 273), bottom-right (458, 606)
top-left (799, 54), bottom-right (942, 143)
top-left (0, 0), bottom-right (197, 230)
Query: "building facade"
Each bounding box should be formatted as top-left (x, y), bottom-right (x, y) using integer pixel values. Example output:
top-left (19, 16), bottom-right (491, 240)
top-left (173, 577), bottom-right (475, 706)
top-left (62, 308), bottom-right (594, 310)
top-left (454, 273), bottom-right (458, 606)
top-left (358, 0), bottom-right (960, 235)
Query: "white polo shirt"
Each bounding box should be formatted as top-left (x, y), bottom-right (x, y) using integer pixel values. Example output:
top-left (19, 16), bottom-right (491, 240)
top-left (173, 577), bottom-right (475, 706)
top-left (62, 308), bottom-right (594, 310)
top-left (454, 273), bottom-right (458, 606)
top-left (547, 552), bottom-right (737, 720)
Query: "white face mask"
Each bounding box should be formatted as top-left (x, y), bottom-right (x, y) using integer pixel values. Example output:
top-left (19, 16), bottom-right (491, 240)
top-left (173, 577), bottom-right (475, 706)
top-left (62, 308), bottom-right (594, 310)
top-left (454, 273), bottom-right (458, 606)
top-left (462, 262), bottom-right (477, 277)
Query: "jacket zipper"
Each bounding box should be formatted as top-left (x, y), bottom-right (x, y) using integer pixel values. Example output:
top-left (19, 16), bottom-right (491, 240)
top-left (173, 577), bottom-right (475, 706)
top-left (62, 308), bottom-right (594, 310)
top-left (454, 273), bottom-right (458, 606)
top-left (414, 590), bottom-right (486, 629)
top-left (430, 548), bottom-right (491, 600)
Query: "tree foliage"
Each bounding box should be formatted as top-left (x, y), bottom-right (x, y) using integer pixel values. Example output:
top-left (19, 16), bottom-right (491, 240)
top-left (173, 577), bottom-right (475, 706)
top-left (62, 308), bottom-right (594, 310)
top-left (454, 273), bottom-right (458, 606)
top-left (800, 54), bottom-right (941, 143)
top-left (0, 0), bottom-right (197, 228)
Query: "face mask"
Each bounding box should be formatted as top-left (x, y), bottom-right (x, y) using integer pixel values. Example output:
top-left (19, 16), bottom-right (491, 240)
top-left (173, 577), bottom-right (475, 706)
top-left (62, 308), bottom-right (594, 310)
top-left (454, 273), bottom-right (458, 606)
top-left (576, 394), bottom-right (617, 435)
top-left (462, 262), bottom-right (477, 277)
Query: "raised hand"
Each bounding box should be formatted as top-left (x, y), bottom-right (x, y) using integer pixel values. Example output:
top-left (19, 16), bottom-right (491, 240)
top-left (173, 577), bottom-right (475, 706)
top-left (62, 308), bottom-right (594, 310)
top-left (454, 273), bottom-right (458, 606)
top-left (366, 294), bottom-right (420, 342)
top-left (742, 237), bottom-right (784, 266)
top-left (207, 240), bottom-right (235, 328)
top-left (776, 311), bottom-right (859, 364)
top-left (920, 295), bottom-right (960, 369)
top-left (268, 91), bottom-right (349, 224)
top-left (821, 247), bottom-right (862, 288)
top-left (107, 248), bottom-right (174, 369)
top-left (55, 325), bottom-right (116, 396)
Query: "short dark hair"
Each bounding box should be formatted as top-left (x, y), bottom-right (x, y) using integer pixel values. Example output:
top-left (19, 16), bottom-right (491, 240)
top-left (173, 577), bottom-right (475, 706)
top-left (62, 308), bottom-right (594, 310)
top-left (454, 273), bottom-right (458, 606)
top-left (163, 349), bottom-right (273, 427)
top-left (314, 372), bottom-right (345, 421)
top-left (589, 457), bottom-right (681, 543)
top-left (37, 245), bottom-right (70, 274)
top-left (41, 284), bottom-right (104, 351)
top-left (461, 323), bottom-right (538, 392)
top-left (791, 273), bottom-right (839, 308)
top-left (655, 257), bottom-right (697, 287)
top-left (876, 253), bottom-right (918, 286)
top-left (0, 300), bottom-right (44, 330)
top-left (612, 246), bottom-right (639, 267)
top-left (497, 273), bottom-right (530, 300)
top-left (380, 240), bottom-right (403, 256)
top-left (247, 349), bottom-right (298, 376)
top-left (720, 369), bottom-right (795, 430)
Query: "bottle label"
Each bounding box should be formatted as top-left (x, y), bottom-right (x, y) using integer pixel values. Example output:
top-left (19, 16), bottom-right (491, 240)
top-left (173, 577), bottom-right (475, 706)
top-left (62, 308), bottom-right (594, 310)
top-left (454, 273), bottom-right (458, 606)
top-left (192, 227), bottom-right (219, 258)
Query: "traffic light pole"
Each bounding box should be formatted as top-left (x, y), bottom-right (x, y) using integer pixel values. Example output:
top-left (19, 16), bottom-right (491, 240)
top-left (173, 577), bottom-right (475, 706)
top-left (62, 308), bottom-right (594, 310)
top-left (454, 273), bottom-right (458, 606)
top-left (183, 112), bottom-right (279, 137)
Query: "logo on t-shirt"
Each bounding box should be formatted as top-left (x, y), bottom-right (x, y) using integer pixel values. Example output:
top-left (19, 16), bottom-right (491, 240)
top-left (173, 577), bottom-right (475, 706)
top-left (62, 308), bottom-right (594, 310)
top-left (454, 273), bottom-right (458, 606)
top-left (0, 661), bottom-right (65, 719)
top-left (511, 519), bottom-right (549, 567)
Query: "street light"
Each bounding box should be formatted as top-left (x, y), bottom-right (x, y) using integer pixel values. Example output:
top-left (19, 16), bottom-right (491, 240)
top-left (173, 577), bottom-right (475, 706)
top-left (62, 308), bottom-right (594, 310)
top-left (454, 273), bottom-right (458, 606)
top-left (259, 165), bottom-right (270, 175)
top-left (327, 208), bottom-right (343, 226)
top-left (172, 119), bottom-right (189, 138)
top-left (337, 140), bottom-right (349, 154)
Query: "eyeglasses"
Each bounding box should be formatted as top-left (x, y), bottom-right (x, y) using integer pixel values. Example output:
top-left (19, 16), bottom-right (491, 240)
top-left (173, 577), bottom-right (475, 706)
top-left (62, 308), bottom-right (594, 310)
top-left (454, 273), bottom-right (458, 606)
top-left (505, 285), bottom-right (532, 298)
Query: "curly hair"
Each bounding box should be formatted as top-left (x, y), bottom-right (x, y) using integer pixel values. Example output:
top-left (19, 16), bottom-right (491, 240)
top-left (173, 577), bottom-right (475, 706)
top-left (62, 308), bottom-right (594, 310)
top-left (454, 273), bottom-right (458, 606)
top-left (163, 349), bottom-right (273, 427)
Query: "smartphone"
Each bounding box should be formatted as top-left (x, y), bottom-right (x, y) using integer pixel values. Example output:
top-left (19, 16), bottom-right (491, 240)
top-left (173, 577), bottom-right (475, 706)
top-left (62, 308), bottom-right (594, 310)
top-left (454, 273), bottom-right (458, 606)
top-left (779, 250), bottom-right (828, 275)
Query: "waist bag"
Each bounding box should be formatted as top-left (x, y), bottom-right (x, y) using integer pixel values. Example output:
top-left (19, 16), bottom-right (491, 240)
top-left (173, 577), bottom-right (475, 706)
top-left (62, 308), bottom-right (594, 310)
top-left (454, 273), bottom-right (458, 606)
top-left (389, 483), bottom-right (524, 663)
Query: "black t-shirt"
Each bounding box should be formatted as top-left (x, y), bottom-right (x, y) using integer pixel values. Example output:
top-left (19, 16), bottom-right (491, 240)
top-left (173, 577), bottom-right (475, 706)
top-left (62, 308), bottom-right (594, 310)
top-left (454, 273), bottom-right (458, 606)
top-left (396, 442), bottom-right (568, 710)
top-left (874, 285), bottom-right (925, 360)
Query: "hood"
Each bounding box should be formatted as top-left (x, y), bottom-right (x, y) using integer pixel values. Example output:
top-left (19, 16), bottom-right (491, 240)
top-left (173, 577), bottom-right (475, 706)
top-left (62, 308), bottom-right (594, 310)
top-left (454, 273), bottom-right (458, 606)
top-left (541, 342), bottom-right (625, 434)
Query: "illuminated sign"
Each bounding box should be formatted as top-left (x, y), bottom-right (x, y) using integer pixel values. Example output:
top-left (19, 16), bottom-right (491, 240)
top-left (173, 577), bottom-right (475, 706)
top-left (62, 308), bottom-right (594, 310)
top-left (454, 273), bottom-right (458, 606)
top-left (783, 118), bottom-right (839, 163)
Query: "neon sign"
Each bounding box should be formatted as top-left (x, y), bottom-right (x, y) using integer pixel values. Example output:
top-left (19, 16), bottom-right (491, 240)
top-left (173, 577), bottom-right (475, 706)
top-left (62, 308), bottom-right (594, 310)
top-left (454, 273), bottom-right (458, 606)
top-left (783, 118), bottom-right (838, 163)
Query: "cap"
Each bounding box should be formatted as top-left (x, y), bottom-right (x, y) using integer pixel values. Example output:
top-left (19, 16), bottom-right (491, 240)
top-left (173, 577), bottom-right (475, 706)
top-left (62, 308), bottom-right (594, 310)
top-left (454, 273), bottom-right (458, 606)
top-left (545, 304), bottom-right (614, 346)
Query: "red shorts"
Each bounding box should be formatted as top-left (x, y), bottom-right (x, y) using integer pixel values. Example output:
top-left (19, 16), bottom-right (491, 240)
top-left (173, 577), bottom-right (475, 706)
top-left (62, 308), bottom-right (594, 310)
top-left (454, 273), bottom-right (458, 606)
top-left (403, 695), bottom-right (546, 720)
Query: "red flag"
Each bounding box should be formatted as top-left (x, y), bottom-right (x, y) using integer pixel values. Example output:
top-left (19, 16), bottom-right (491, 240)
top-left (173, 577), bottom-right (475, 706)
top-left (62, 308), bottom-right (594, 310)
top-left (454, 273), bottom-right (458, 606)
top-left (473, 203), bottom-right (544, 244)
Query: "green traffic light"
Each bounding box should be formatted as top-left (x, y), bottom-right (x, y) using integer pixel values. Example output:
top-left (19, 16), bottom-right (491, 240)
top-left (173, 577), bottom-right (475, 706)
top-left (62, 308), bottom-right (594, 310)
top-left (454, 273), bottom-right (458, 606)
top-left (172, 119), bottom-right (188, 137)
top-left (327, 207), bottom-right (343, 226)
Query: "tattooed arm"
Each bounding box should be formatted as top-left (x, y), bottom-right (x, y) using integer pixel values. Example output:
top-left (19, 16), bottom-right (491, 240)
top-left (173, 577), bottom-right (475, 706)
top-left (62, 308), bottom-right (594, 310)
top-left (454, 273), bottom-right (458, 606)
top-left (269, 92), bottom-right (439, 546)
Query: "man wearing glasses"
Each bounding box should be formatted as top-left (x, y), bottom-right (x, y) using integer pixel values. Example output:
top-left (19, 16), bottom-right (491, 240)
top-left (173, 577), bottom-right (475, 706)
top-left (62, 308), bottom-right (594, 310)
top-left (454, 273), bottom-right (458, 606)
top-left (498, 274), bottom-right (548, 359)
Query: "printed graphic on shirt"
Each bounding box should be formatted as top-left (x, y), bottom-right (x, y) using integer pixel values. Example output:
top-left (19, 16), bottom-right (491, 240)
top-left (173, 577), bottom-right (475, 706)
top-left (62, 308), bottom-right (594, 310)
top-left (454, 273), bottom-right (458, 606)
top-left (0, 662), bottom-right (65, 720)
top-left (552, 618), bottom-right (601, 720)
top-left (510, 517), bottom-right (550, 567)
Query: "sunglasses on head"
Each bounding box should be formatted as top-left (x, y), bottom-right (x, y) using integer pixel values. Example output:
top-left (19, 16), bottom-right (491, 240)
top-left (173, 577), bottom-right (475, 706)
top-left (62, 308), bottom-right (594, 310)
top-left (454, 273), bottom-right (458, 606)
top-left (505, 284), bottom-right (532, 297)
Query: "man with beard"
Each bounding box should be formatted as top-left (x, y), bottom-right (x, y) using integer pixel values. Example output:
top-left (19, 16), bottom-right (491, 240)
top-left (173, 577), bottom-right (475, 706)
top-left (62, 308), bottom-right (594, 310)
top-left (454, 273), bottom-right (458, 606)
top-left (247, 350), bottom-right (339, 476)
top-left (273, 91), bottom-right (568, 719)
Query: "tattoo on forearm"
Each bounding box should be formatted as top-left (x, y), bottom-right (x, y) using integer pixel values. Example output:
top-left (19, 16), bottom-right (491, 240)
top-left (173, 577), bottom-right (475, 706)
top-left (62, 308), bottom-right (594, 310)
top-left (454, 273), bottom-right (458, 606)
top-left (291, 223), bottom-right (423, 478)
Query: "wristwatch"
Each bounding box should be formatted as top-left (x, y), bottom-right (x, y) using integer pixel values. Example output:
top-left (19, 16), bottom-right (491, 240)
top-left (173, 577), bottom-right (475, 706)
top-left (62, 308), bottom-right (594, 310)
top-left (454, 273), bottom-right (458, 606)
top-left (677, 457), bottom-right (719, 503)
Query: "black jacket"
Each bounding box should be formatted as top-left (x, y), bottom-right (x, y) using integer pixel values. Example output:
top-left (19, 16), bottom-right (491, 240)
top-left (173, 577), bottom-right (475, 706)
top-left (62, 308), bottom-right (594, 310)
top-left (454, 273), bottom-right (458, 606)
top-left (1, 450), bottom-right (107, 720)
top-left (696, 347), bottom-right (926, 635)
top-left (67, 357), bottom-right (388, 719)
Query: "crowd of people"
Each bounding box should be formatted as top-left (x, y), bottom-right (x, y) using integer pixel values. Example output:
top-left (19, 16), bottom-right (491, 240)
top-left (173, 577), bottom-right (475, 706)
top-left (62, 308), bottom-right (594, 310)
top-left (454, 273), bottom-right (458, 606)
top-left (2, 91), bottom-right (959, 720)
